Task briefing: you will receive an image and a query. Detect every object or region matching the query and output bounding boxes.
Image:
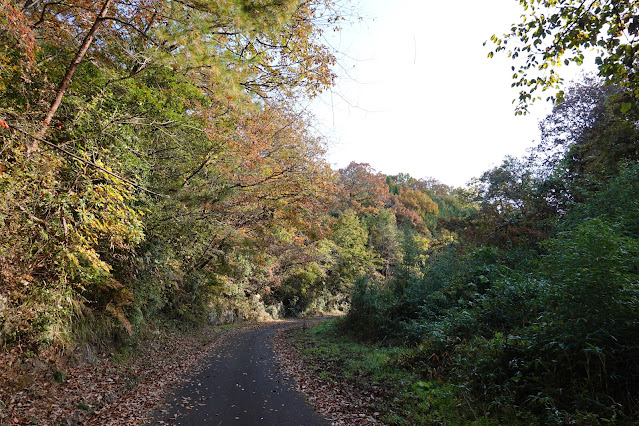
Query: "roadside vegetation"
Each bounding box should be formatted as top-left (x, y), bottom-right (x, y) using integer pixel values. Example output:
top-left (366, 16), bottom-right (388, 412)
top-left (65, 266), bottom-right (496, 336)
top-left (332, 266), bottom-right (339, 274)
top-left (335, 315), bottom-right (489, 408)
top-left (288, 2), bottom-right (639, 421)
top-left (2, 0), bottom-right (639, 423)
top-left (291, 79), bottom-right (639, 423)
top-left (0, 3), bottom-right (472, 416)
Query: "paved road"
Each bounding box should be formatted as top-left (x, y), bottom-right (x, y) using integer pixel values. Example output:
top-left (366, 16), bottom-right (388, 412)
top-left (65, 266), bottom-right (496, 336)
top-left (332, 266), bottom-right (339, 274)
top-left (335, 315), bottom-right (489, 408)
top-left (152, 322), bottom-right (327, 425)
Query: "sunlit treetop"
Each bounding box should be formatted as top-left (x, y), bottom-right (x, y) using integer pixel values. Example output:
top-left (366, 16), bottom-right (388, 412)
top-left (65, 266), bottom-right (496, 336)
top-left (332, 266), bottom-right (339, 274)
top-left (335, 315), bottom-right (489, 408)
top-left (488, 0), bottom-right (639, 114)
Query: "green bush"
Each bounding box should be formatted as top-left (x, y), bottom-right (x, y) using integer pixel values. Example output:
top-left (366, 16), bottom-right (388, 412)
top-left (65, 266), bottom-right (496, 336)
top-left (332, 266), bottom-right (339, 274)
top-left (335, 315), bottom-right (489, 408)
top-left (343, 276), bottom-right (397, 340)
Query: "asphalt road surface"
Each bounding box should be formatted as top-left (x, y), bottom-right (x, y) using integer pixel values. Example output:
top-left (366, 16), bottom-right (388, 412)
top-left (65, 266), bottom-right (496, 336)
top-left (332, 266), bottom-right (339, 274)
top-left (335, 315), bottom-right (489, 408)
top-left (152, 321), bottom-right (328, 425)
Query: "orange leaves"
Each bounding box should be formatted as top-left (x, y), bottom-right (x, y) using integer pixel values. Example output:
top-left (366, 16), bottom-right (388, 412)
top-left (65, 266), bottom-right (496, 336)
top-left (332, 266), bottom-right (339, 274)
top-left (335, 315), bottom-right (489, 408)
top-left (173, 99), bottom-right (335, 287)
top-left (0, 0), bottom-right (37, 63)
top-left (0, 119), bottom-right (9, 130)
top-left (337, 162), bottom-right (391, 215)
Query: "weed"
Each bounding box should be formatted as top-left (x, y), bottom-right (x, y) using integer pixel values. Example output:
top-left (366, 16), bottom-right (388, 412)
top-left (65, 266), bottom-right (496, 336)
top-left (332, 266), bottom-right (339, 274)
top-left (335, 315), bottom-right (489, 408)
top-left (53, 370), bottom-right (67, 384)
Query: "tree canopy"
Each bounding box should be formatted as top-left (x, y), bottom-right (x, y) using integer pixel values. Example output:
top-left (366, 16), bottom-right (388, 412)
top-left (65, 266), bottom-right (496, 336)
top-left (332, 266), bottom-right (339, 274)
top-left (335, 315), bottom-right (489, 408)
top-left (490, 0), bottom-right (639, 113)
top-left (2, 3), bottom-right (639, 424)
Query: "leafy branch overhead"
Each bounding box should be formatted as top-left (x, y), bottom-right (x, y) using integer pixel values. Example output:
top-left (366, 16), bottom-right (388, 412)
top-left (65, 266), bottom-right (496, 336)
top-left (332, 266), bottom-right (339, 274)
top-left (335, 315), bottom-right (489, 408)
top-left (0, 0), bottom-right (344, 352)
top-left (15, 0), bottom-right (339, 149)
top-left (488, 0), bottom-right (639, 113)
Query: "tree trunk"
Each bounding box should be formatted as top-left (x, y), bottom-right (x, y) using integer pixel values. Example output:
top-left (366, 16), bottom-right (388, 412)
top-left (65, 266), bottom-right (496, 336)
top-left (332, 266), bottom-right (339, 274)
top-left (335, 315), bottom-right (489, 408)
top-left (31, 0), bottom-right (114, 153)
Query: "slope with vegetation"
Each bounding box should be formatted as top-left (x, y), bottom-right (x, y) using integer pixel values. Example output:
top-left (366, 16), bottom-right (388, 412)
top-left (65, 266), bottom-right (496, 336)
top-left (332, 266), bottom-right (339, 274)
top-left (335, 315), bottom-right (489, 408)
top-left (1, 0), bottom-right (639, 424)
top-left (287, 76), bottom-right (639, 423)
top-left (0, 0), bottom-right (470, 380)
top-left (0, 0), bottom-right (346, 353)
top-left (290, 0), bottom-right (639, 420)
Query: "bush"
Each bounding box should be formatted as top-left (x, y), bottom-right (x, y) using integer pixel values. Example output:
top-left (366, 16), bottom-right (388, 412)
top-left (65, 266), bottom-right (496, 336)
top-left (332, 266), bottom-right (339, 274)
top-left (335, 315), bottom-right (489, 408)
top-left (343, 276), bottom-right (397, 341)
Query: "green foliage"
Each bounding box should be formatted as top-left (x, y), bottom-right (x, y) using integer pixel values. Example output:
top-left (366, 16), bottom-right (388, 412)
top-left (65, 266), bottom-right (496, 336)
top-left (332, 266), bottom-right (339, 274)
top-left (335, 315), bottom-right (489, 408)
top-left (0, 131), bottom-right (144, 347)
top-left (0, 0), bottom-right (348, 353)
top-left (345, 277), bottom-right (395, 340)
top-left (326, 210), bottom-right (376, 293)
top-left (340, 78), bottom-right (639, 420)
top-left (343, 216), bottom-right (639, 419)
top-left (490, 0), bottom-right (639, 114)
top-left (567, 162), bottom-right (639, 239)
top-left (52, 370), bottom-right (68, 384)
top-left (293, 320), bottom-right (512, 425)
top-left (364, 208), bottom-right (401, 276)
top-left (443, 218), bottom-right (639, 422)
top-left (3, 4), bottom-right (638, 423)
top-left (278, 263), bottom-right (327, 316)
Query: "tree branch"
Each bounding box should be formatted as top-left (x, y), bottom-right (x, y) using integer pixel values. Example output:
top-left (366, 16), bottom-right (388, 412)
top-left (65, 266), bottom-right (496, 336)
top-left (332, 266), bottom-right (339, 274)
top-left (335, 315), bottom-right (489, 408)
top-left (34, 0), bottom-right (114, 151)
top-left (10, 124), bottom-right (167, 198)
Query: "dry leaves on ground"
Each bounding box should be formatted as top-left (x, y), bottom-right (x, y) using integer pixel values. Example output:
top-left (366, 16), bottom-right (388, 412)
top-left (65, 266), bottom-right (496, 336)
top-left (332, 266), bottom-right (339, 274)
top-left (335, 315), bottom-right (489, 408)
top-left (272, 325), bottom-right (383, 425)
top-left (0, 323), bottom-right (262, 425)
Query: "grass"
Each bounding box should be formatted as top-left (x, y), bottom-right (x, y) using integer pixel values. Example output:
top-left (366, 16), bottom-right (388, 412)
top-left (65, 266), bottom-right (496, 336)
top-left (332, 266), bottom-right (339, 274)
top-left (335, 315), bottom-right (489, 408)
top-left (288, 319), bottom-right (491, 425)
top-left (52, 369), bottom-right (68, 384)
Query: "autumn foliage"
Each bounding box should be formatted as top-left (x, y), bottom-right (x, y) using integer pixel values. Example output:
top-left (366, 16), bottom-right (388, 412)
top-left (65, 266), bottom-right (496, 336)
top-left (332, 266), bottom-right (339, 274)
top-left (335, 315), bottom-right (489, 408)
top-left (0, 0), bottom-right (461, 358)
top-left (0, 0), bottom-right (346, 351)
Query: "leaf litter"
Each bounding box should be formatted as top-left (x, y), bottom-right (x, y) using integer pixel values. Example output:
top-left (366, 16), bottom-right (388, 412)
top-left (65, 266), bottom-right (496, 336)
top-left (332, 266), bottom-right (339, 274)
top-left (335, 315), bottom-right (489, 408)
top-left (272, 325), bottom-right (383, 425)
top-left (0, 324), bottom-right (262, 425)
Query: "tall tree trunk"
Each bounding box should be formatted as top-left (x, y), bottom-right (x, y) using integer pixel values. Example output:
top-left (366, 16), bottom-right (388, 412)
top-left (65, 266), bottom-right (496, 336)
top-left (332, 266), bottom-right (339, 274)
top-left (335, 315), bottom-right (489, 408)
top-left (31, 0), bottom-right (114, 153)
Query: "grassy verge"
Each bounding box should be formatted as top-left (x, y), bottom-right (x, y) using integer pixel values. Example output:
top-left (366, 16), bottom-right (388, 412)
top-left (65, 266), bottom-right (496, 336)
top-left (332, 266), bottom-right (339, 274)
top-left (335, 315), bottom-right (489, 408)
top-left (288, 319), bottom-right (490, 425)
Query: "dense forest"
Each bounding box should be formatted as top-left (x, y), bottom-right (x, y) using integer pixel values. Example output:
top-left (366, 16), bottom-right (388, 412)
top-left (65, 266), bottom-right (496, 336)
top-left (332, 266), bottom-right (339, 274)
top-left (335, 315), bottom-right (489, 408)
top-left (2, 0), bottom-right (639, 423)
top-left (328, 76), bottom-right (639, 423)
top-left (1, 0), bottom-right (348, 349)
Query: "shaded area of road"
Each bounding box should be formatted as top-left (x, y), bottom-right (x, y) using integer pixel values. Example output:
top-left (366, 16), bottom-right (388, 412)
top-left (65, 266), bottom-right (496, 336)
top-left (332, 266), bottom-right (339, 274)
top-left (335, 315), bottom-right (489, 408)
top-left (152, 321), bottom-right (328, 425)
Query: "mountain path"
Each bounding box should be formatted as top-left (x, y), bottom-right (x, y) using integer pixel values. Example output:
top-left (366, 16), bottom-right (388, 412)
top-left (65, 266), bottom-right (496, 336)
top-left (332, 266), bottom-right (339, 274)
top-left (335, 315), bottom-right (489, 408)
top-left (152, 321), bottom-right (328, 425)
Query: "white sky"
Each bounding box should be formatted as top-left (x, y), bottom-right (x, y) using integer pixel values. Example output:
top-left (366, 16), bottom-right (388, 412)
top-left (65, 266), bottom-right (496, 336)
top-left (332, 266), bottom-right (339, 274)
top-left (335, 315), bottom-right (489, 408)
top-left (309, 0), bottom-right (582, 187)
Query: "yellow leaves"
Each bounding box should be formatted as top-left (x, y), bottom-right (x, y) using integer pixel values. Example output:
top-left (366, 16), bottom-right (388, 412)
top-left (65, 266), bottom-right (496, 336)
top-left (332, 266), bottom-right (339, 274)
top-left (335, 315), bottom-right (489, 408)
top-left (398, 186), bottom-right (439, 217)
top-left (66, 251), bottom-right (81, 269)
top-left (106, 303), bottom-right (133, 335)
top-left (95, 183), bottom-right (125, 203)
top-left (104, 278), bottom-right (135, 335)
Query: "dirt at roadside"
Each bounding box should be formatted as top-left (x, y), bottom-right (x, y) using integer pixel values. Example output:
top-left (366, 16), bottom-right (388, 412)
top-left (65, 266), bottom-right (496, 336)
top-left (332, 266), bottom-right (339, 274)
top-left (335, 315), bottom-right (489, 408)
top-left (272, 325), bottom-right (382, 425)
top-left (0, 323), bottom-right (266, 425)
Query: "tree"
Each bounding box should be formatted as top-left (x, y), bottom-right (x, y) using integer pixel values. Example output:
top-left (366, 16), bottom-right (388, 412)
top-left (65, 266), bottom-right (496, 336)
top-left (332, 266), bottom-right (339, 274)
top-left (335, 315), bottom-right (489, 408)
top-left (535, 77), bottom-right (639, 208)
top-left (537, 76), bottom-right (618, 165)
top-left (337, 162), bottom-right (390, 214)
top-left (8, 0), bottom-right (339, 150)
top-left (394, 185), bottom-right (439, 231)
top-left (364, 208), bottom-right (401, 277)
top-left (467, 156), bottom-right (554, 248)
top-left (326, 210), bottom-right (376, 293)
top-left (0, 0), bottom-right (343, 348)
top-left (490, 0), bottom-right (639, 113)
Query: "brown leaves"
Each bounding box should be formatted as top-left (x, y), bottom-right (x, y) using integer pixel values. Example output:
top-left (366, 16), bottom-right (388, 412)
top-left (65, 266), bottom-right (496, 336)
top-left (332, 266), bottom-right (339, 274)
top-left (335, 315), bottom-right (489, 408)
top-left (0, 324), bottom-right (249, 425)
top-left (0, 0), bottom-right (36, 61)
top-left (273, 326), bottom-right (382, 425)
top-left (337, 162), bottom-right (391, 215)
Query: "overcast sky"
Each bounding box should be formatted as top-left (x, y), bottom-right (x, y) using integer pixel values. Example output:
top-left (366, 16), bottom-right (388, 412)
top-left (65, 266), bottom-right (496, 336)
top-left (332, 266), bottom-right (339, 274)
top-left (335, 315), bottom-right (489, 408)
top-left (308, 0), bottom-right (586, 187)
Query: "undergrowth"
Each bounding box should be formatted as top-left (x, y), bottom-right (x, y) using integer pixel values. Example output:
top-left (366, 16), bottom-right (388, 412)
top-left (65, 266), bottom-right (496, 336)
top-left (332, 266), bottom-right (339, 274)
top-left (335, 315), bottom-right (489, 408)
top-left (290, 319), bottom-right (515, 425)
